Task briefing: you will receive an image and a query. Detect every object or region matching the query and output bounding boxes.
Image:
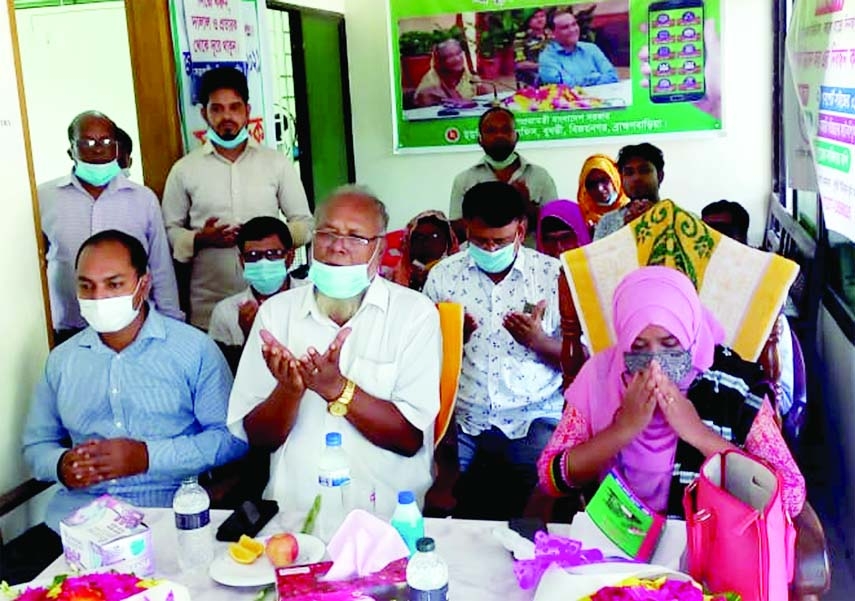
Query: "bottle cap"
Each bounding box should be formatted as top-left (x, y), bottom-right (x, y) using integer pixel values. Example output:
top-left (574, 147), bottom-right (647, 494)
top-left (325, 432), bottom-right (342, 447)
top-left (416, 537), bottom-right (435, 553)
top-left (397, 490), bottom-right (415, 504)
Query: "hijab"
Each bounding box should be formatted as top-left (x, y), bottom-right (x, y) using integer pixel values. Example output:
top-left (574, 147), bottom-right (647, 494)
top-left (565, 266), bottom-right (725, 511)
top-left (536, 200), bottom-right (592, 254)
top-left (576, 154), bottom-right (629, 227)
top-left (391, 210), bottom-right (460, 289)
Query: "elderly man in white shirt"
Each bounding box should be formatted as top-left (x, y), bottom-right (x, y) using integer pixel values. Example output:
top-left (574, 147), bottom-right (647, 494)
top-left (424, 181), bottom-right (564, 520)
top-left (227, 187), bottom-right (441, 519)
top-left (162, 67), bottom-right (313, 330)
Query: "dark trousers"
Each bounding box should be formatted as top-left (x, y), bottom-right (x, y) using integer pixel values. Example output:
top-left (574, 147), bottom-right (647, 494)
top-left (452, 418), bottom-right (557, 521)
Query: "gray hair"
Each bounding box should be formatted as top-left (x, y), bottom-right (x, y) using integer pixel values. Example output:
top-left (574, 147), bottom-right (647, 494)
top-left (317, 184), bottom-right (389, 232)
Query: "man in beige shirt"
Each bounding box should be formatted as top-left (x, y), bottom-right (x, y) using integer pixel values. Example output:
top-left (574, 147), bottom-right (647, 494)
top-left (162, 67), bottom-right (313, 330)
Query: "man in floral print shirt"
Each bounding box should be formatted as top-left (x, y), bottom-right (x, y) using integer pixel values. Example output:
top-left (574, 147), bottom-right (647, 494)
top-left (424, 181), bottom-right (564, 519)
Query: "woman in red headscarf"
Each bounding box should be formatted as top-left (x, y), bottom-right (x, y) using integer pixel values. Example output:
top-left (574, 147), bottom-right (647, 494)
top-left (537, 266), bottom-right (805, 518)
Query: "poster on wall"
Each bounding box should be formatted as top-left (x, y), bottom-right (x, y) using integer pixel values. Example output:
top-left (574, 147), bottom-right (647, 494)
top-left (788, 0), bottom-right (855, 241)
top-left (388, 0), bottom-right (723, 152)
top-left (170, 0), bottom-right (275, 152)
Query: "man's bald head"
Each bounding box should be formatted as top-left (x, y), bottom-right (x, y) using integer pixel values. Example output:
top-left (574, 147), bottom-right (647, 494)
top-left (316, 185), bottom-right (389, 235)
top-left (67, 111), bottom-right (116, 144)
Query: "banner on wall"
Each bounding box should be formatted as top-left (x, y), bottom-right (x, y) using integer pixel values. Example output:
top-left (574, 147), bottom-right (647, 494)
top-left (388, 0), bottom-right (722, 152)
top-left (169, 0), bottom-right (275, 152)
top-left (788, 0), bottom-right (855, 241)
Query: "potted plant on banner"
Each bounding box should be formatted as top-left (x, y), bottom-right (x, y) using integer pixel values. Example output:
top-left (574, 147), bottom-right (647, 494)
top-left (399, 30), bottom-right (434, 89)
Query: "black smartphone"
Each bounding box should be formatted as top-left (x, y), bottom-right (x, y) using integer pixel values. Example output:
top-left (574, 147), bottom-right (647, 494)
top-left (508, 517), bottom-right (547, 542)
top-left (648, 0), bottom-right (706, 104)
top-left (216, 499), bottom-right (279, 542)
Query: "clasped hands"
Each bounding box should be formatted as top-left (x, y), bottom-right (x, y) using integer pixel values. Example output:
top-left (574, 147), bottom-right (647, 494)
top-left (59, 438), bottom-right (148, 489)
top-left (260, 328), bottom-right (352, 402)
top-left (616, 361), bottom-right (705, 443)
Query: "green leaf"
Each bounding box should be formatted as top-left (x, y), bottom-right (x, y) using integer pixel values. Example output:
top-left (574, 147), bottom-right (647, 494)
top-left (253, 584), bottom-right (274, 601)
top-left (301, 494), bottom-right (322, 535)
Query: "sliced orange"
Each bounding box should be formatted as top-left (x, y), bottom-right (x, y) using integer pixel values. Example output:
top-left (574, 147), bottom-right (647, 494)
top-left (228, 542), bottom-right (259, 564)
top-left (239, 534), bottom-right (265, 556)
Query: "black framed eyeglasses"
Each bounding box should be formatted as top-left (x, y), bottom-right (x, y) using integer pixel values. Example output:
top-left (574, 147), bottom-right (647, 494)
top-left (75, 138), bottom-right (117, 151)
top-left (243, 248), bottom-right (287, 262)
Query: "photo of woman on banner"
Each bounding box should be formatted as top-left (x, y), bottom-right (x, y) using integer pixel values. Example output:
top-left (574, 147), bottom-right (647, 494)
top-left (397, 1), bottom-right (632, 122)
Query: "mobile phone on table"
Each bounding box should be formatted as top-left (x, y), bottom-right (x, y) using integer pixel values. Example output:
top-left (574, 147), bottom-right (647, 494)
top-left (509, 517), bottom-right (547, 542)
top-left (648, 0), bottom-right (706, 103)
top-left (216, 499), bottom-right (279, 542)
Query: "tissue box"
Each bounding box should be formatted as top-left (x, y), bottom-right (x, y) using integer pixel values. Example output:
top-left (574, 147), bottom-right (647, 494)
top-left (59, 495), bottom-right (154, 576)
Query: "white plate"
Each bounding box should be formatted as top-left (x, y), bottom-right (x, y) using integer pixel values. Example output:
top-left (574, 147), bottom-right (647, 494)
top-left (208, 533), bottom-right (326, 587)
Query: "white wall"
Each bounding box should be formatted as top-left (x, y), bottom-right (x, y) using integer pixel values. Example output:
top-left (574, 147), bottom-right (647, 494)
top-left (0, 5), bottom-right (50, 538)
top-left (15, 2), bottom-right (143, 184)
top-left (344, 0), bottom-right (773, 243)
top-left (284, 0), bottom-right (344, 14)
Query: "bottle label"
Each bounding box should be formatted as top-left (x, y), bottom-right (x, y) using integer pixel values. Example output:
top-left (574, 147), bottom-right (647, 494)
top-left (407, 584), bottom-right (448, 601)
top-left (175, 509), bottom-right (210, 530)
top-left (318, 468), bottom-right (351, 487)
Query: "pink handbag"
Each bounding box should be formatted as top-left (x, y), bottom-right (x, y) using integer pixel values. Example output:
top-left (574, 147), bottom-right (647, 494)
top-left (683, 449), bottom-right (796, 601)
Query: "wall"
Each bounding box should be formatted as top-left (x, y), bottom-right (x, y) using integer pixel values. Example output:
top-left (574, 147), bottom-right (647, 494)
top-left (15, 2), bottom-right (142, 184)
top-left (281, 0), bottom-right (344, 14)
top-left (344, 0), bottom-right (774, 243)
top-left (0, 4), bottom-right (50, 538)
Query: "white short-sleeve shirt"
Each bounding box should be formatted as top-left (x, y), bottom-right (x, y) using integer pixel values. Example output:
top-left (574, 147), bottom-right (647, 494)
top-left (423, 247), bottom-right (564, 439)
top-left (227, 277), bottom-right (441, 518)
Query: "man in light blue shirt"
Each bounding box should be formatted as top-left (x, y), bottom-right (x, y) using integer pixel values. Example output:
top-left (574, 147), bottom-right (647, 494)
top-left (23, 230), bottom-right (246, 531)
top-left (538, 10), bottom-right (618, 87)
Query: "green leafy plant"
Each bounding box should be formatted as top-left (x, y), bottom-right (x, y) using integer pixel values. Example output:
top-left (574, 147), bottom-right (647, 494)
top-left (399, 30), bottom-right (435, 56)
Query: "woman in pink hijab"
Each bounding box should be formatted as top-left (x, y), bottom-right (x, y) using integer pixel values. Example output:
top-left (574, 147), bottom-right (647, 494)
top-left (537, 266), bottom-right (805, 518)
top-left (536, 200), bottom-right (592, 258)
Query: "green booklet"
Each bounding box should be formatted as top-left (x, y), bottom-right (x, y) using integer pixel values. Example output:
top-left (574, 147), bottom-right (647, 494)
top-left (586, 470), bottom-right (665, 562)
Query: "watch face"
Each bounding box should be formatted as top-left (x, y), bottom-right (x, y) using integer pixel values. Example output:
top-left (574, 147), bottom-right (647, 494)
top-left (329, 401), bottom-right (347, 417)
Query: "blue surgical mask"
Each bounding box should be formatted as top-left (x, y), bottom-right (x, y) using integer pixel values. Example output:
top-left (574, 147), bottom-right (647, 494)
top-left (598, 190), bottom-right (619, 207)
top-left (468, 239), bottom-right (518, 274)
top-left (309, 260), bottom-right (372, 299)
top-left (244, 259), bottom-right (288, 296)
top-left (206, 126), bottom-right (249, 149)
top-left (74, 160), bottom-right (121, 187)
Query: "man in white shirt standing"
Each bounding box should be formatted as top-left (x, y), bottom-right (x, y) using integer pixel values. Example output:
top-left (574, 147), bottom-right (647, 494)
top-left (209, 216), bottom-right (301, 373)
top-left (449, 107), bottom-right (557, 240)
top-left (227, 187), bottom-right (441, 518)
top-left (162, 67), bottom-right (313, 330)
top-left (424, 181), bottom-right (564, 520)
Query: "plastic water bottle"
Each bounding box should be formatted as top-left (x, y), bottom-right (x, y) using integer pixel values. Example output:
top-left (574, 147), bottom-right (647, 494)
top-left (391, 490), bottom-right (424, 556)
top-left (317, 432), bottom-right (352, 542)
top-left (406, 537), bottom-right (449, 601)
top-left (172, 476), bottom-right (213, 572)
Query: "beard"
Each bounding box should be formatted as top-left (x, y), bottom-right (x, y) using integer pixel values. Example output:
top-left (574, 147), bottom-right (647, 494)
top-left (315, 290), bottom-right (363, 324)
top-left (215, 121), bottom-right (242, 140)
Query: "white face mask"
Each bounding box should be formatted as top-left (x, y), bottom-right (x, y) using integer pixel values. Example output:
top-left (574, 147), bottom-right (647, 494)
top-left (78, 280), bottom-right (142, 333)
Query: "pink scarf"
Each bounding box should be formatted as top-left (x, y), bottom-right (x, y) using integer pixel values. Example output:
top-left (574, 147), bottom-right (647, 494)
top-left (565, 266), bottom-right (725, 511)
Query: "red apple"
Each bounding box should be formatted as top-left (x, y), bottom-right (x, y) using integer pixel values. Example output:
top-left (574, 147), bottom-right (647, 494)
top-left (265, 532), bottom-right (300, 567)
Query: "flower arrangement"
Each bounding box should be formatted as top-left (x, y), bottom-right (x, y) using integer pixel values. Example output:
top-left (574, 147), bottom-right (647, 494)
top-left (582, 576), bottom-right (741, 601)
top-left (3, 573), bottom-right (160, 601)
top-left (503, 84), bottom-right (607, 111)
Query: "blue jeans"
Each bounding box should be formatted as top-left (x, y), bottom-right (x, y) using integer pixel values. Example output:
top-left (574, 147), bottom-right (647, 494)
top-left (453, 418), bottom-right (558, 520)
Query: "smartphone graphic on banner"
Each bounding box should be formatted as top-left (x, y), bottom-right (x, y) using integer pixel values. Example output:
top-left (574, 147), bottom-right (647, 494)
top-left (648, 0), bottom-right (706, 103)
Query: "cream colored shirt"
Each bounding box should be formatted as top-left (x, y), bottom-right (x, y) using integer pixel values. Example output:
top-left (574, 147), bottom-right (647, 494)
top-left (227, 277), bottom-right (441, 518)
top-left (161, 140), bottom-right (313, 329)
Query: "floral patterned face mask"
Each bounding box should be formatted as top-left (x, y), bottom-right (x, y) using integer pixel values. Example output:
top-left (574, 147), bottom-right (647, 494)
top-left (623, 349), bottom-right (693, 384)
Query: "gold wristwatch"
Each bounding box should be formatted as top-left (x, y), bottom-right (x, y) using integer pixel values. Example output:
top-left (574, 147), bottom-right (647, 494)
top-left (328, 379), bottom-right (356, 417)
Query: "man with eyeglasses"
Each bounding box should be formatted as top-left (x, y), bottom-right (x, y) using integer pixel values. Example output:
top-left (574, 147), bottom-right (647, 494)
top-left (227, 186), bottom-right (441, 519)
top-left (162, 67), bottom-right (313, 331)
top-left (38, 111), bottom-right (183, 343)
top-left (209, 216), bottom-right (304, 373)
top-left (424, 181), bottom-right (564, 520)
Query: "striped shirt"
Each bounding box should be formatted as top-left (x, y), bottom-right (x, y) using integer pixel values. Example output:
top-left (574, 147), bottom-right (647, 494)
top-left (38, 172), bottom-right (184, 330)
top-left (23, 307), bottom-right (247, 530)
